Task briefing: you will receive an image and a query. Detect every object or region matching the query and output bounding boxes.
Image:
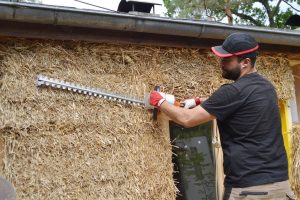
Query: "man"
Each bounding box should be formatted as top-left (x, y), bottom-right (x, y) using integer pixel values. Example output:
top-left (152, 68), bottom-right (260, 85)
top-left (150, 33), bottom-right (295, 199)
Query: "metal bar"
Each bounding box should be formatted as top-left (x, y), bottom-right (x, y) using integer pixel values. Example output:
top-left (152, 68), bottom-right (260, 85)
top-left (36, 74), bottom-right (144, 106)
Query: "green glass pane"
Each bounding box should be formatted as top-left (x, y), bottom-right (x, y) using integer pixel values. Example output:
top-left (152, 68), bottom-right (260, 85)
top-left (170, 122), bottom-right (216, 200)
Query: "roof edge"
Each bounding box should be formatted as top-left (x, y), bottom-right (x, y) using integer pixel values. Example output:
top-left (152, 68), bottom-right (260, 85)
top-left (0, 1), bottom-right (299, 47)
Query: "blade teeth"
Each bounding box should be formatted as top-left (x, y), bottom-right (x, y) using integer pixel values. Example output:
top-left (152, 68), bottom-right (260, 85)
top-left (36, 75), bottom-right (45, 86)
top-left (37, 81), bottom-right (44, 86)
top-left (37, 75), bottom-right (141, 106)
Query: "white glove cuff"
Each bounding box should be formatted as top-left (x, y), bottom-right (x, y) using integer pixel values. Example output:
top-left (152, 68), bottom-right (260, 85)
top-left (158, 98), bottom-right (166, 107)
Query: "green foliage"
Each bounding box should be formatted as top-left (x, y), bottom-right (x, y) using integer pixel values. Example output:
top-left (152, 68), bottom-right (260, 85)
top-left (276, 8), bottom-right (294, 28)
top-left (163, 0), bottom-right (300, 28)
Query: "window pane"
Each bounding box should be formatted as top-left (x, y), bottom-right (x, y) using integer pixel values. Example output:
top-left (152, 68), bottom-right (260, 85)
top-left (170, 122), bottom-right (216, 200)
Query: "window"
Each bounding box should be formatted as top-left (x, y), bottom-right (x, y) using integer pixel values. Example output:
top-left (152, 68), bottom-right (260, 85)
top-left (170, 122), bottom-right (216, 200)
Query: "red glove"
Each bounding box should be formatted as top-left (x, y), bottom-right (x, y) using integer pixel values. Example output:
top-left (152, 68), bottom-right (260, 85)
top-left (150, 91), bottom-right (166, 108)
top-left (181, 97), bottom-right (201, 109)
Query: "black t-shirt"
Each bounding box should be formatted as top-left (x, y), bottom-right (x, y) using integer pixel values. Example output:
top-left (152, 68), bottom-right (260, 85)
top-left (201, 72), bottom-right (288, 188)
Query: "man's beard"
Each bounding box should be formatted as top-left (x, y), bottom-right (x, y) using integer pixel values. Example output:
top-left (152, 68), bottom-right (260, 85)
top-left (222, 64), bottom-right (241, 81)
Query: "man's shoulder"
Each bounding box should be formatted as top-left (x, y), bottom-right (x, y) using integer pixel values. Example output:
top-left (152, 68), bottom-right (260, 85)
top-left (214, 83), bottom-right (241, 100)
top-left (219, 82), bottom-right (241, 93)
top-left (233, 72), bottom-right (273, 89)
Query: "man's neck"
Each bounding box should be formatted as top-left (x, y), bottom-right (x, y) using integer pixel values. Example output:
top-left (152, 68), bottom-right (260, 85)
top-left (239, 67), bottom-right (257, 80)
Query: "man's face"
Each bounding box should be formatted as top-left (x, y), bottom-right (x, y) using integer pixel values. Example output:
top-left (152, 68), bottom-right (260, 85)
top-left (220, 56), bottom-right (242, 81)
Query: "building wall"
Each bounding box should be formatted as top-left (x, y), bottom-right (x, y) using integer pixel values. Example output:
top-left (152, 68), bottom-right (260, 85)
top-left (0, 38), bottom-right (296, 199)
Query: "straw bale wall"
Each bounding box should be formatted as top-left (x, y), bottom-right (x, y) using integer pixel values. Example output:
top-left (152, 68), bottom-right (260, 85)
top-left (291, 125), bottom-right (300, 199)
top-left (0, 38), bottom-right (295, 199)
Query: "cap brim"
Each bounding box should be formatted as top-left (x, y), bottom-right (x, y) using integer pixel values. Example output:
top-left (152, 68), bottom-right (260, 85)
top-left (211, 46), bottom-right (233, 58)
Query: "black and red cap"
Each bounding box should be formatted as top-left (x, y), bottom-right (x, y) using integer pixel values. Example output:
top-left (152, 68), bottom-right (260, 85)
top-left (211, 33), bottom-right (259, 58)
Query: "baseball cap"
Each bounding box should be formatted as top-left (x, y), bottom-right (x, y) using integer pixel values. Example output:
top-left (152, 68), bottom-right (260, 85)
top-left (211, 33), bottom-right (259, 58)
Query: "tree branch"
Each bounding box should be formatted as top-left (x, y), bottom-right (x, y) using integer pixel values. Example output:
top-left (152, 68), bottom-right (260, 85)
top-left (203, 0), bottom-right (210, 17)
top-left (273, 0), bottom-right (283, 16)
top-left (224, 0), bottom-right (233, 25)
top-left (231, 10), bottom-right (263, 26)
top-left (257, 0), bottom-right (271, 14)
top-left (282, 0), bottom-right (300, 12)
top-left (257, 0), bottom-right (275, 26)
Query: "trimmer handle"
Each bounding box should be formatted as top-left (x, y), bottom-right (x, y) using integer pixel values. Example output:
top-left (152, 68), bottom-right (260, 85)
top-left (152, 85), bottom-right (160, 120)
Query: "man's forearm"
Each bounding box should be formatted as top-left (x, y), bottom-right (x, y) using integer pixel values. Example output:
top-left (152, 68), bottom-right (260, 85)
top-left (159, 101), bottom-right (215, 128)
top-left (159, 101), bottom-right (190, 127)
top-left (149, 91), bottom-right (214, 127)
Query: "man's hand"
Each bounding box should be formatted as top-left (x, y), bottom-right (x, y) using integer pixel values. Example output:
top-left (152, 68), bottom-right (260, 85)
top-left (182, 97), bottom-right (201, 109)
top-left (150, 91), bottom-right (166, 108)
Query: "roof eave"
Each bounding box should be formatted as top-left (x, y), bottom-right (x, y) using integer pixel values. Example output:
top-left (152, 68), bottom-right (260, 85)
top-left (0, 1), bottom-right (299, 51)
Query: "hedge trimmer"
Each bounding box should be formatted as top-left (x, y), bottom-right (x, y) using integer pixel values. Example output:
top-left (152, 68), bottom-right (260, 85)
top-left (36, 74), bottom-right (182, 120)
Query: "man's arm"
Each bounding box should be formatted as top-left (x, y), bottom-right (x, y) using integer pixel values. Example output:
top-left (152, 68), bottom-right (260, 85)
top-left (159, 101), bottom-right (215, 128)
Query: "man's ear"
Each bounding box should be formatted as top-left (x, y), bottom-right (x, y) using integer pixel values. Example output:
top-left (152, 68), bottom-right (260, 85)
top-left (242, 58), bottom-right (251, 68)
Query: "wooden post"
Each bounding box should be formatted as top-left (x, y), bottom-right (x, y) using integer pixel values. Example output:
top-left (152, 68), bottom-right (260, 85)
top-left (0, 136), bottom-right (5, 176)
top-left (212, 120), bottom-right (224, 200)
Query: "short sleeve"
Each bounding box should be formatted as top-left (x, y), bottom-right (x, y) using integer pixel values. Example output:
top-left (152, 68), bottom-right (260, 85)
top-left (201, 84), bottom-right (243, 121)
